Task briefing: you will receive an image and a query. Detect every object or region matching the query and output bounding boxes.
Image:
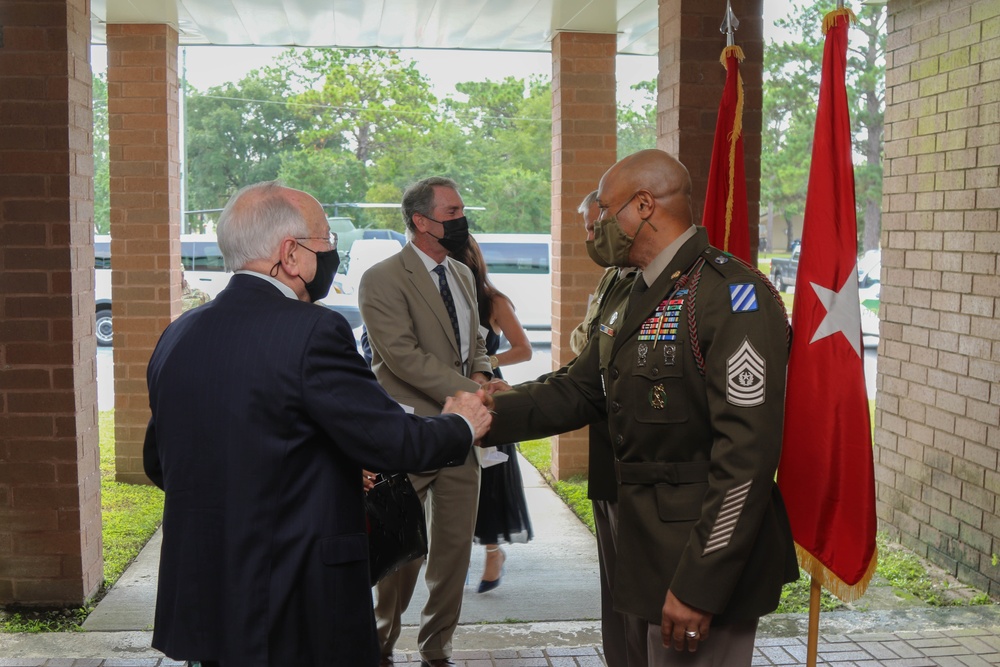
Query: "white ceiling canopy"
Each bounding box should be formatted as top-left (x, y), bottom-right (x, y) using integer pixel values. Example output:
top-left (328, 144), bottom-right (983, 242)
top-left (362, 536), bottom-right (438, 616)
top-left (90, 0), bottom-right (660, 55)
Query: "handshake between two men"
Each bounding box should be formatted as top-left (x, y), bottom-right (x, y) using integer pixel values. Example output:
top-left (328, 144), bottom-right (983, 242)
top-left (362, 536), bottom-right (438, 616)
top-left (440, 376), bottom-right (513, 445)
top-left (362, 382), bottom-right (508, 493)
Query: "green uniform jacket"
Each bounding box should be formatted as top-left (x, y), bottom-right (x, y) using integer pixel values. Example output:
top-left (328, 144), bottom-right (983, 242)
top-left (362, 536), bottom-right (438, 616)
top-left (572, 267), bottom-right (637, 502)
top-left (489, 227), bottom-right (798, 624)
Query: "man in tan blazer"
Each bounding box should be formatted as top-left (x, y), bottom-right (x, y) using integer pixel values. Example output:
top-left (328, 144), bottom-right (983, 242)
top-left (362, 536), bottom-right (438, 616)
top-left (359, 176), bottom-right (493, 667)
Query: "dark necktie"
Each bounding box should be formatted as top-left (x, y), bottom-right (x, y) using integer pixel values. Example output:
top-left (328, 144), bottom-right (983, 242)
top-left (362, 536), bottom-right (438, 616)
top-left (433, 265), bottom-right (461, 349)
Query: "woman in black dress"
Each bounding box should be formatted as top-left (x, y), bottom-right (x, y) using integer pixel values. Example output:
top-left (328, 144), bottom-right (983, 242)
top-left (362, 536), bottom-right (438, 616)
top-left (451, 237), bottom-right (534, 592)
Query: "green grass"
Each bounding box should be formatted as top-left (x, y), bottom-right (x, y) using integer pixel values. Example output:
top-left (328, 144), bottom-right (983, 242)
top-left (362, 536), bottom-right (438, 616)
top-left (98, 411), bottom-right (165, 585)
top-left (519, 439), bottom-right (594, 533)
top-left (519, 437), bottom-right (996, 614)
top-left (0, 411), bottom-right (164, 633)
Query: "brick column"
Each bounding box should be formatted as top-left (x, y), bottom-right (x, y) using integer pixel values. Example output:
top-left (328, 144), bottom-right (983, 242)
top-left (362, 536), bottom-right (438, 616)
top-left (657, 0), bottom-right (764, 256)
top-left (878, 0), bottom-right (1000, 599)
top-left (550, 32), bottom-right (618, 480)
top-left (106, 24), bottom-right (182, 484)
top-left (0, 0), bottom-right (103, 605)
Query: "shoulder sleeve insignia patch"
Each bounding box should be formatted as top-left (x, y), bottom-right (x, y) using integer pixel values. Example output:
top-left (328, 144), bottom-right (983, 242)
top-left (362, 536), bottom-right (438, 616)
top-left (727, 337), bottom-right (765, 407)
top-left (729, 283), bottom-right (758, 312)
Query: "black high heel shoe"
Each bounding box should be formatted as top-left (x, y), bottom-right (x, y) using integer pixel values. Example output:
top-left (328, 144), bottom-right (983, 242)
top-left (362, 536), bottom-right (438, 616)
top-left (477, 546), bottom-right (505, 593)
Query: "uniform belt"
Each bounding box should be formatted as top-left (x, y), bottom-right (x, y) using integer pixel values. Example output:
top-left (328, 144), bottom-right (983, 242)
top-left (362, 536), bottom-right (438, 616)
top-left (615, 460), bottom-right (710, 485)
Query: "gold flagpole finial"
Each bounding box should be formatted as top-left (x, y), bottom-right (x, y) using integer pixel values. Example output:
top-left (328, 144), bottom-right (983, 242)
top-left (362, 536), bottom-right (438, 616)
top-left (720, 0), bottom-right (740, 47)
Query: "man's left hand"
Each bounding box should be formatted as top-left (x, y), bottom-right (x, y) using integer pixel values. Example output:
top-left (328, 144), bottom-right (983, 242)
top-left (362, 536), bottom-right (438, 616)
top-left (661, 589), bottom-right (712, 653)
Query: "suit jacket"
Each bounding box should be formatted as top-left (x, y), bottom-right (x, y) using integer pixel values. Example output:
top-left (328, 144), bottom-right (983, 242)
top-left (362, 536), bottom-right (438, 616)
top-left (358, 243), bottom-right (490, 419)
top-left (143, 274), bottom-right (471, 667)
top-left (488, 227), bottom-right (798, 624)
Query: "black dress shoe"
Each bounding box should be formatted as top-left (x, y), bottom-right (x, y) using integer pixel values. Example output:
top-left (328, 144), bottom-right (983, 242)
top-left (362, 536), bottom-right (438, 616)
top-left (420, 659), bottom-right (456, 667)
top-left (379, 656), bottom-right (393, 667)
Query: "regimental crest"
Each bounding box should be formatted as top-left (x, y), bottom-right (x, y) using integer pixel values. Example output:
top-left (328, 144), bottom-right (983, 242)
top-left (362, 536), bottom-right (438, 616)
top-left (729, 283), bottom-right (758, 312)
top-left (726, 337), bottom-right (765, 407)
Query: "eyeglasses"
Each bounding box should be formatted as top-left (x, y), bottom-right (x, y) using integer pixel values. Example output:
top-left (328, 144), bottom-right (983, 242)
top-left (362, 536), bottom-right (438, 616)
top-left (294, 232), bottom-right (338, 251)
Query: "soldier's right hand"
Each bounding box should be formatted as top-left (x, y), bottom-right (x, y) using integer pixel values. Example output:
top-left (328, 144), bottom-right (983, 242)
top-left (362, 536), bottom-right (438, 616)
top-left (443, 390), bottom-right (492, 442)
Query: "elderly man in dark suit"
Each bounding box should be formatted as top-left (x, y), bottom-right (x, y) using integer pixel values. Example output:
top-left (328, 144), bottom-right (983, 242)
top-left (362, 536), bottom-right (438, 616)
top-left (359, 177), bottom-right (492, 667)
top-left (143, 181), bottom-right (492, 667)
top-left (485, 150), bottom-right (797, 666)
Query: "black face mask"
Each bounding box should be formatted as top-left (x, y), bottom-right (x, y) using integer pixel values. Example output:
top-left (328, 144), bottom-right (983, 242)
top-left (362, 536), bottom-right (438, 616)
top-left (295, 243), bottom-right (340, 302)
top-left (426, 215), bottom-right (470, 253)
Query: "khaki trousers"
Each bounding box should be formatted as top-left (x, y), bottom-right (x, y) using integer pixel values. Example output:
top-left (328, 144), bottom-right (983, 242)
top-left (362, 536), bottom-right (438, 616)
top-left (374, 449), bottom-right (481, 662)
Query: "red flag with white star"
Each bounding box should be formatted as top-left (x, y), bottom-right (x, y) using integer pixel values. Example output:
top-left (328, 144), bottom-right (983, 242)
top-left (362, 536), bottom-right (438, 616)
top-left (702, 45), bottom-right (751, 263)
top-left (776, 8), bottom-right (877, 602)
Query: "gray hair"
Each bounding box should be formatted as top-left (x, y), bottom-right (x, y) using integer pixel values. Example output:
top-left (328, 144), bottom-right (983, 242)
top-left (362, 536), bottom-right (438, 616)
top-left (578, 190), bottom-right (599, 215)
top-left (401, 176), bottom-right (459, 232)
top-left (217, 181), bottom-right (309, 271)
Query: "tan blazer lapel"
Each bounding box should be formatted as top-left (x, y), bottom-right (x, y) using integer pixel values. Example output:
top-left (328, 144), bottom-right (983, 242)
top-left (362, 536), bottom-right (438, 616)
top-left (402, 245), bottom-right (461, 356)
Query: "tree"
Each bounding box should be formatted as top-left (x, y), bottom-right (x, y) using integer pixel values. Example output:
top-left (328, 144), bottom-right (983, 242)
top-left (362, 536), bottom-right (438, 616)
top-left (288, 49), bottom-right (438, 165)
top-left (277, 148), bottom-right (368, 208)
top-left (433, 76), bottom-right (552, 232)
top-left (618, 79), bottom-right (657, 159)
top-left (185, 63), bottom-right (306, 214)
top-left (762, 2), bottom-right (886, 252)
top-left (93, 73), bottom-right (110, 234)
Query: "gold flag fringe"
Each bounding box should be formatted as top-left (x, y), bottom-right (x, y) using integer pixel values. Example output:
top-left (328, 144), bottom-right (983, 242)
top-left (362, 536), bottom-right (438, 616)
top-left (795, 542), bottom-right (878, 603)
top-left (719, 45), bottom-right (745, 253)
top-left (822, 7), bottom-right (857, 35)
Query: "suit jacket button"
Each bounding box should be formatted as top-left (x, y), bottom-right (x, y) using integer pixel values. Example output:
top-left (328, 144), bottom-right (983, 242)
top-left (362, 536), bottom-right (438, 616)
top-left (615, 435), bottom-right (624, 446)
top-left (651, 367), bottom-right (659, 376)
top-left (611, 368), bottom-right (619, 380)
top-left (611, 401), bottom-right (621, 413)
top-left (454, 360), bottom-right (461, 367)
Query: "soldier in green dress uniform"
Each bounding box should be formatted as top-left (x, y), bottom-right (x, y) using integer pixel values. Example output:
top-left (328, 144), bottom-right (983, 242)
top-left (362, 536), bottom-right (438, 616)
top-left (486, 150), bottom-right (798, 666)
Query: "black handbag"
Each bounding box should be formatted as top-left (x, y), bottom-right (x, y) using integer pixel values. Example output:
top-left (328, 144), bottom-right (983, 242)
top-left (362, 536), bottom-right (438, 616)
top-left (364, 472), bottom-right (428, 585)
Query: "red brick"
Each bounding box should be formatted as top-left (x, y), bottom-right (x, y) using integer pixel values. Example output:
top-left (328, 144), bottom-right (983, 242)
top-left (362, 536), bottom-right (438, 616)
top-left (0, 555), bottom-right (62, 579)
top-left (11, 485), bottom-right (81, 511)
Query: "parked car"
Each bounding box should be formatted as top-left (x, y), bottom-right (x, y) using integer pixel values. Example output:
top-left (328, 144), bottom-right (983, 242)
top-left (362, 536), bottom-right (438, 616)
top-left (474, 233), bottom-right (552, 333)
top-left (769, 242), bottom-right (801, 292)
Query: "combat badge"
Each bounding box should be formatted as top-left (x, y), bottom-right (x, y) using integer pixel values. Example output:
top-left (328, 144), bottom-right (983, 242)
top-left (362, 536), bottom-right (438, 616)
top-left (727, 337), bottom-right (765, 407)
top-left (637, 343), bottom-right (648, 368)
top-left (649, 383), bottom-right (666, 409)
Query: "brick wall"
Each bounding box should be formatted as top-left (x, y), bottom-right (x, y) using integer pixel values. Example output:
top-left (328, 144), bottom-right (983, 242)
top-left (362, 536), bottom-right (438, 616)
top-left (879, 0), bottom-right (1000, 597)
top-left (549, 32), bottom-right (618, 479)
top-left (106, 24), bottom-right (182, 484)
top-left (0, 0), bottom-right (103, 605)
top-left (657, 0), bottom-right (764, 254)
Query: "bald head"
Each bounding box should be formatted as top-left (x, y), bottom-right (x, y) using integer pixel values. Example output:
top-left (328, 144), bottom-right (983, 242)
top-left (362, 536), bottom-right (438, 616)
top-left (601, 149), bottom-right (692, 224)
top-left (596, 149), bottom-right (694, 267)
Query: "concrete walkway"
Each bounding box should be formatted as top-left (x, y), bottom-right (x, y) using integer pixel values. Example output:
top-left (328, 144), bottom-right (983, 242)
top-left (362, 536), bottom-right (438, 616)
top-left (2, 455), bottom-right (999, 665)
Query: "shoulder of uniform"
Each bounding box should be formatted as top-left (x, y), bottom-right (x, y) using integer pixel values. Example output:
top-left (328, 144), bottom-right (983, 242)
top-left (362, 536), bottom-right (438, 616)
top-left (699, 246), bottom-right (756, 281)
top-left (594, 266), bottom-right (620, 291)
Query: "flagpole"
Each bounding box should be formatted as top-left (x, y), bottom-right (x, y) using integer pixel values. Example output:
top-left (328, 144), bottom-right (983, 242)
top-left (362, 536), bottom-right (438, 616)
top-left (722, 0), bottom-right (737, 46)
top-left (807, 577), bottom-right (821, 666)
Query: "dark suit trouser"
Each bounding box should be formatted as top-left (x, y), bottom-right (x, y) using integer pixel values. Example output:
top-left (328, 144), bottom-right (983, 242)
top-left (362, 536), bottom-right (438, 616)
top-left (593, 499), bottom-right (648, 667)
